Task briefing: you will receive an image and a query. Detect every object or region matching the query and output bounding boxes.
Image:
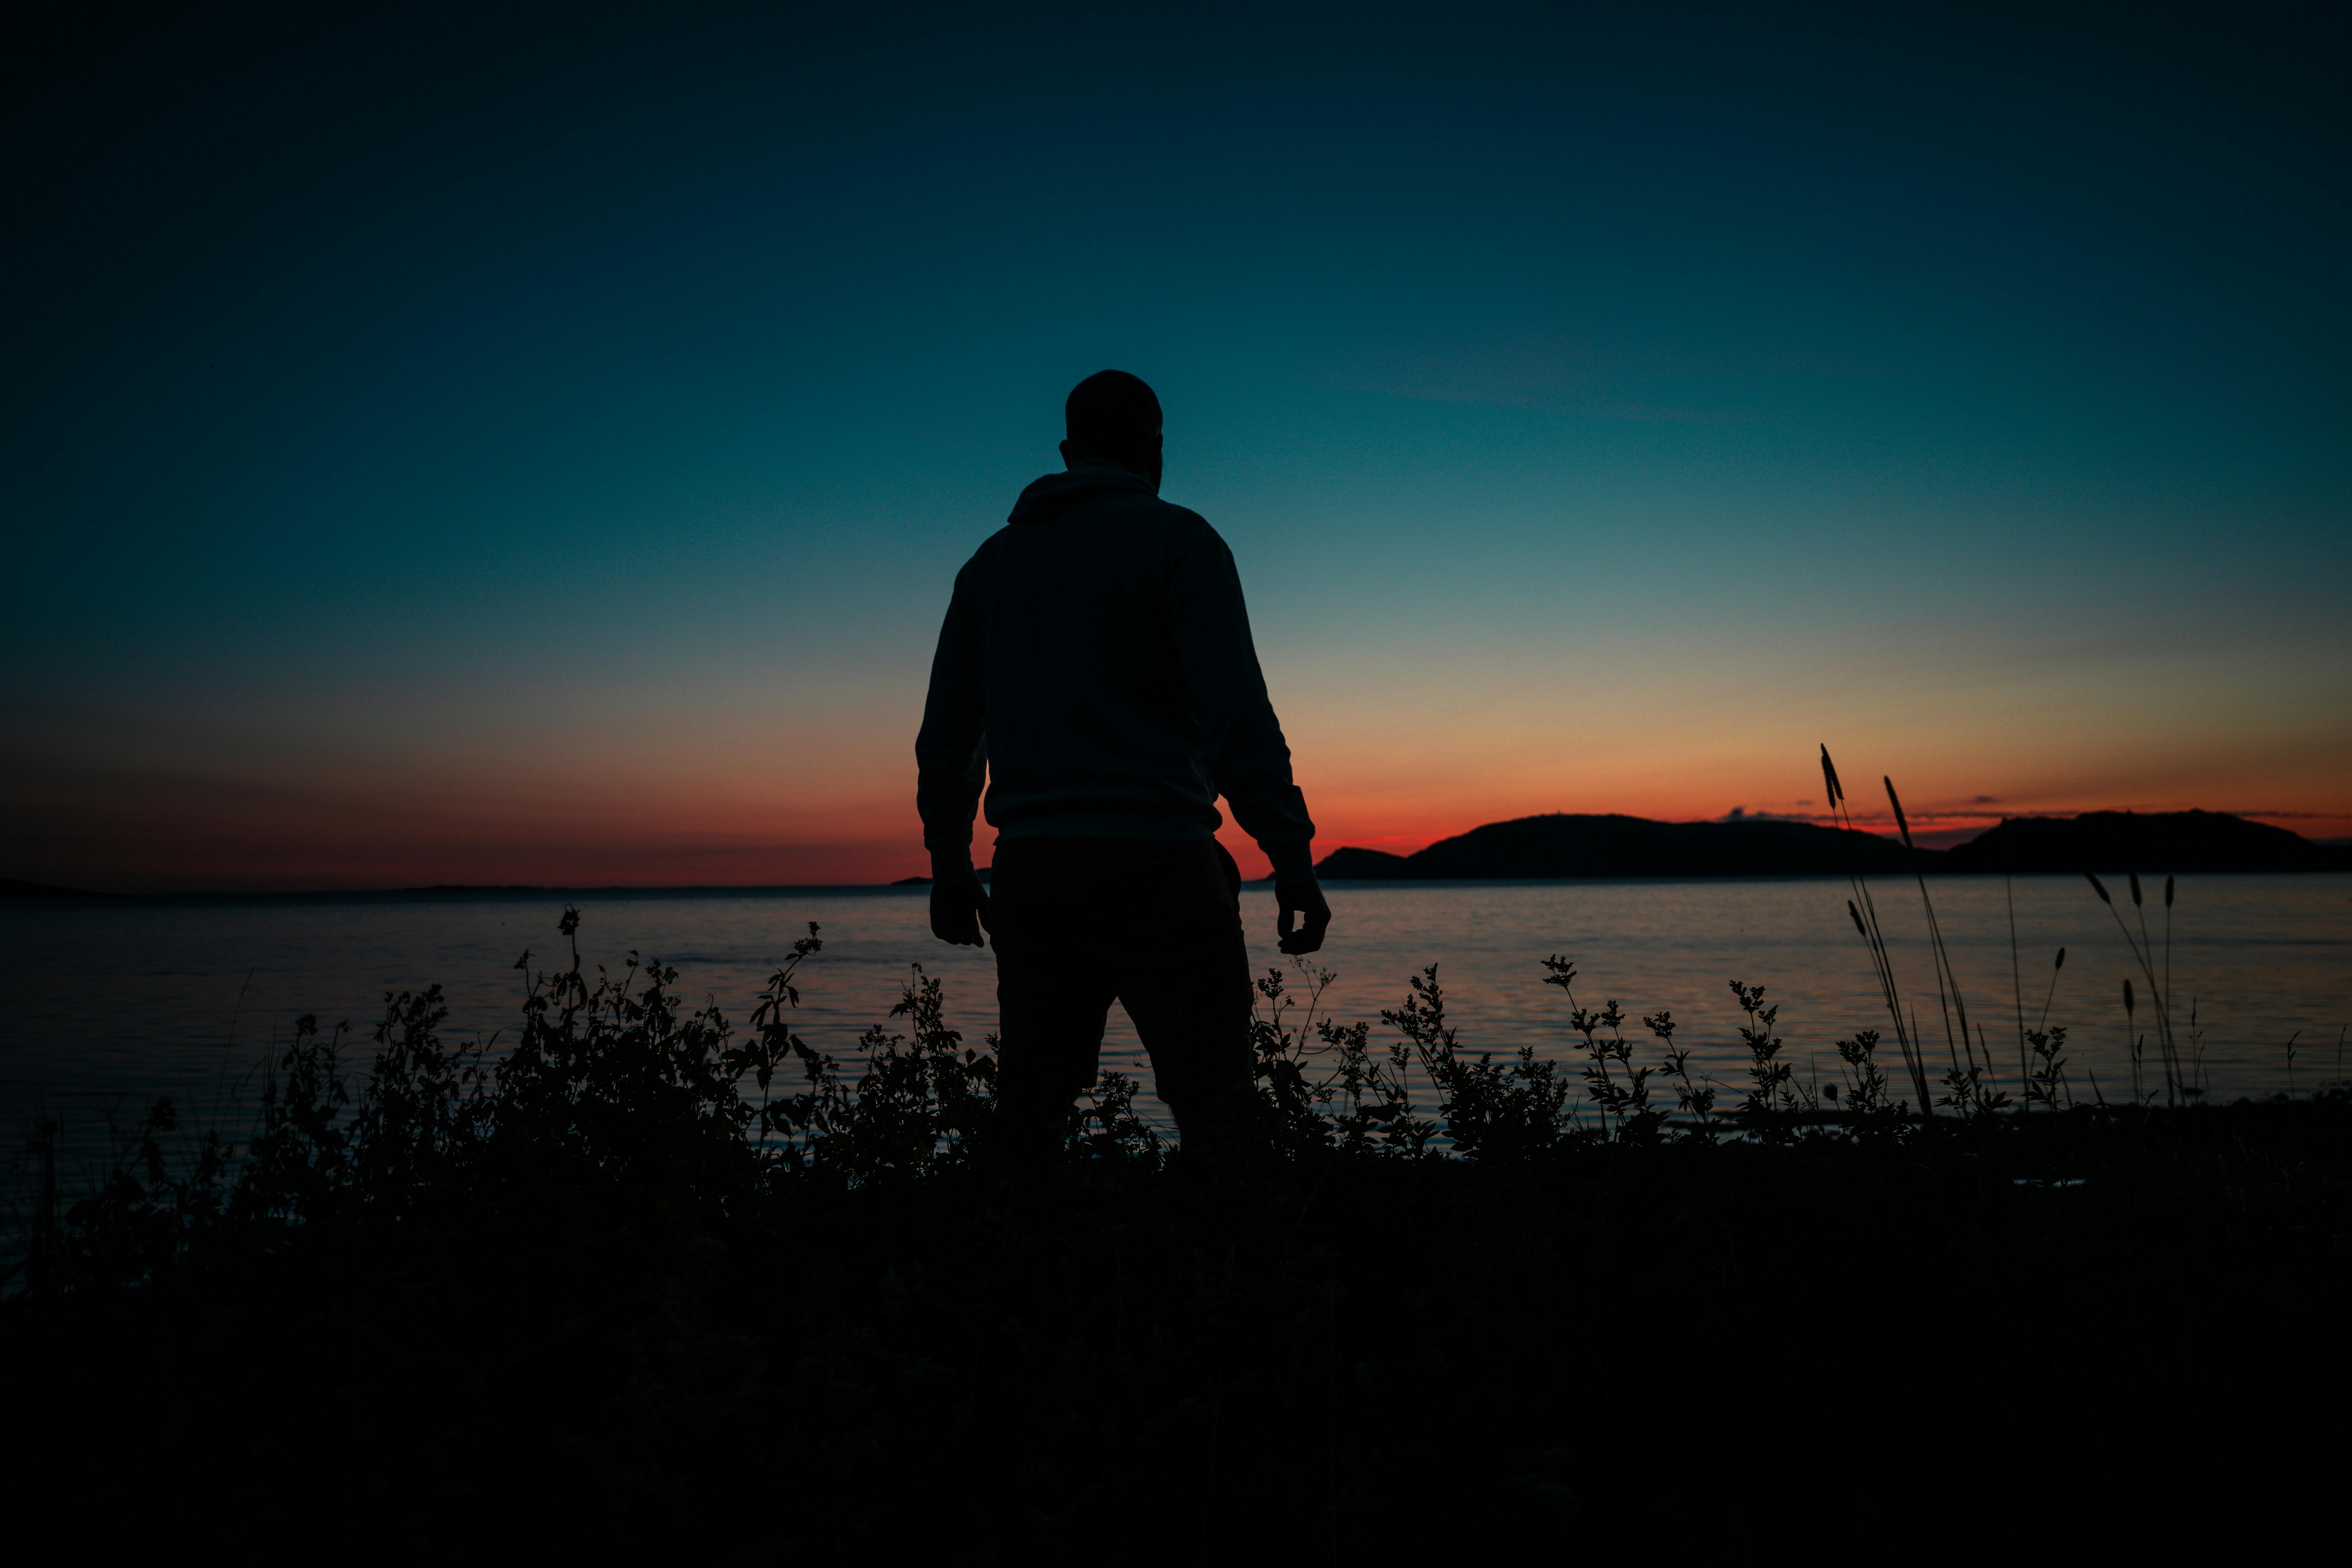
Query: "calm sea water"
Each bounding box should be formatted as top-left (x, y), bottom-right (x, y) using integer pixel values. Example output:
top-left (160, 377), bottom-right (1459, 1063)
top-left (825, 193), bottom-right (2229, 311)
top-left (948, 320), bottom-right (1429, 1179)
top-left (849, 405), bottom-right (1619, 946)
top-left (5, 875), bottom-right (2348, 1175)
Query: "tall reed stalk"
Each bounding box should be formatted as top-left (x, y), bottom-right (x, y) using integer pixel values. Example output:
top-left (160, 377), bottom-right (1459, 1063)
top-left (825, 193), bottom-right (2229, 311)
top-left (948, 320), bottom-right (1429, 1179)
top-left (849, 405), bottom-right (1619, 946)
top-left (2163, 875), bottom-right (2174, 1049)
top-left (1884, 775), bottom-right (1991, 1108)
top-left (2005, 822), bottom-right (2028, 1108)
top-left (1820, 745), bottom-right (1933, 1116)
top-left (2088, 873), bottom-right (2181, 1106)
top-left (2123, 978), bottom-right (2144, 1103)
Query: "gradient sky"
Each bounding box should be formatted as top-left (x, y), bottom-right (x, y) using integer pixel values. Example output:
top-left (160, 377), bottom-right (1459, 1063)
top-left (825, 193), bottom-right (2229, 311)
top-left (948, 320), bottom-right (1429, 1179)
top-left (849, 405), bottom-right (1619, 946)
top-left (6, 2), bottom-right (2347, 889)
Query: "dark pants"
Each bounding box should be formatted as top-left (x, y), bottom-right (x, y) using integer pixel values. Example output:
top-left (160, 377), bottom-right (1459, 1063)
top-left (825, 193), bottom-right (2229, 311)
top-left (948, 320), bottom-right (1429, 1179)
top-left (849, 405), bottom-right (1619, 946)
top-left (988, 836), bottom-right (1253, 1146)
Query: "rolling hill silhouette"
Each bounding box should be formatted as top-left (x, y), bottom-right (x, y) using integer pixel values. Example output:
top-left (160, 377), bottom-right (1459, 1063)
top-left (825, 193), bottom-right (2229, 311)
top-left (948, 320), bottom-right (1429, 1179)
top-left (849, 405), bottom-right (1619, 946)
top-left (1314, 813), bottom-right (1920, 880)
top-left (1313, 810), bottom-right (2350, 880)
top-left (1940, 810), bottom-right (2351, 873)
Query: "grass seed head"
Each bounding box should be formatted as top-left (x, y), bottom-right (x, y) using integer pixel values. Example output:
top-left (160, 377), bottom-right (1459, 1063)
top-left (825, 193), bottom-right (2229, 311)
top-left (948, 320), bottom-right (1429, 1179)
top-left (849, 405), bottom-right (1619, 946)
top-left (2165, 875), bottom-right (2175, 907)
top-left (2086, 872), bottom-right (2111, 904)
top-left (2123, 978), bottom-right (2135, 1015)
top-left (2129, 871), bottom-right (2143, 906)
top-left (1883, 777), bottom-right (1913, 848)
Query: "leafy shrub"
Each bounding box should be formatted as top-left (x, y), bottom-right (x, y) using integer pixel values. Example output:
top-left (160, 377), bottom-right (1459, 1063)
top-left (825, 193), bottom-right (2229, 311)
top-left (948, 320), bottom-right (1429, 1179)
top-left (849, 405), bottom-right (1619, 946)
top-left (18, 903), bottom-right (2069, 1298)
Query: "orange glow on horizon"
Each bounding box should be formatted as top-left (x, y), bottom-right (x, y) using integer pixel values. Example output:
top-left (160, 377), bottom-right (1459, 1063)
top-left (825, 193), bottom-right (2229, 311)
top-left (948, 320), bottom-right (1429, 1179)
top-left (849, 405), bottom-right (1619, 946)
top-left (13, 692), bottom-right (2348, 892)
top-left (24, 775), bottom-right (2343, 894)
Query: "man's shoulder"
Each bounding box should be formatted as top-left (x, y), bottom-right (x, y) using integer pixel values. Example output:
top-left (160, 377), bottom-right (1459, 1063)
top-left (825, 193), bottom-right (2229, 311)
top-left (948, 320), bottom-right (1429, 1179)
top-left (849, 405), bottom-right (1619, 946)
top-left (1006, 490), bottom-right (1221, 545)
top-left (1154, 497), bottom-right (1215, 532)
top-left (1118, 493), bottom-right (1219, 544)
top-left (1091, 498), bottom-right (1231, 577)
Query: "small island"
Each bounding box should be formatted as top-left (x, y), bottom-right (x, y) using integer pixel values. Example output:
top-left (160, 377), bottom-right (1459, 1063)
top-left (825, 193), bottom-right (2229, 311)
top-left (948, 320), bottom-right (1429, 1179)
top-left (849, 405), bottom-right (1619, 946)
top-left (1313, 809), bottom-right (2351, 880)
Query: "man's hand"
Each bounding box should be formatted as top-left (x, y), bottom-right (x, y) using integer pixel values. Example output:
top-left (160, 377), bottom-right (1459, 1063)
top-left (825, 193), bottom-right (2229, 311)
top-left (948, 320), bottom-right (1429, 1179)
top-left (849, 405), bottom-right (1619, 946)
top-left (1275, 877), bottom-right (1330, 955)
top-left (929, 856), bottom-right (991, 947)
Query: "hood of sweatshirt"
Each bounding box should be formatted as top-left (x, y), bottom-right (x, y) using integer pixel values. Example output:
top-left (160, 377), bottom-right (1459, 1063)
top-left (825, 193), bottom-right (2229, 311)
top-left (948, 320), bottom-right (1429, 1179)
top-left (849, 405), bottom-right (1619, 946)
top-left (1007, 463), bottom-right (1156, 526)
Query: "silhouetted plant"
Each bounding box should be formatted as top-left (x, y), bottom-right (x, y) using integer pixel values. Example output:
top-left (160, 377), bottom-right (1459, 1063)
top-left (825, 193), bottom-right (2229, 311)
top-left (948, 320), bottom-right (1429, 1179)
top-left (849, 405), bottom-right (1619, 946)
top-left (1729, 981), bottom-right (1807, 1137)
top-left (1386, 965), bottom-right (1569, 1160)
top-left (1833, 1029), bottom-right (1896, 1120)
top-left (1250, 964), bottom-right (1338, 1157)
top-left (2122, 977), bottom-right (2150, 1105)
top-left (740, 923), bottom-right (827, 1155)
top-left (1644, 1008), bottom-right (1719, 1134)
top-left (348, 985), bottom-right (491, 1209)
top-left (1542, 956), bottom-right (1662, 1144)
top-left (1822, 745), bottom-right (1934, 1117)
top-left (1072, 1069), bottom-right (1162, 1163)
top-left (39, 1098), bottom-right (232, 1292)
top-left (821, 965), bottom-right (1000, 1178)
top-left (2024, 1026), bottom-right (2069, 1110)
top-left (494, 927), bottom-right (758, 1199)
top-left (1250, 960), bottom-right (1423, 1157)
top-left (1321, 1011), bottom-right (1430, 1156)
top-left (2089, 872), bottom-right (2183, 1106)
top-left (766, 949), bottom-right (1151, 1176)
top-left (1886, 775), bottom-right (1992, 1109)
top-left (235, 1012), bottom-right (354, 1227)
top-left (2182, 997), bottom-right (2209, 1101)
top-left (1936, 1056), bottom-right (2012, 1120)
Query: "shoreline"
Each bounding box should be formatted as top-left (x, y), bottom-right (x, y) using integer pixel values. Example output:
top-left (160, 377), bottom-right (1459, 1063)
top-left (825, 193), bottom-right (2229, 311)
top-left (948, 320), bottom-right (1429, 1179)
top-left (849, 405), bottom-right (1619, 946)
top-left (8, 865), bottom-right (2352, 906)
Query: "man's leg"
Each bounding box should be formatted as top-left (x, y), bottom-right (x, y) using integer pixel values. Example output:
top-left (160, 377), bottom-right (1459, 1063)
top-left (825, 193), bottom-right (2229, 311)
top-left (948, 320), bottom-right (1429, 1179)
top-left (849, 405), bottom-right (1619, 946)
top-left (987, 839), bottom-right (1117, 1164)
top-left (991, 948), bottom-right (1116, 1161)
top-left (1116, 842), bottom-right (1259, 1158)
top-left (1120, 946), bottom-right (1256, 1157)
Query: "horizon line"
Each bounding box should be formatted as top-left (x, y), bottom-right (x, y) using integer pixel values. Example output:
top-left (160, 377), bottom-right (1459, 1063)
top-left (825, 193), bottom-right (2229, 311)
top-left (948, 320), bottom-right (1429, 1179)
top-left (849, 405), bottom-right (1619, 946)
top-left (10, 805), bottom-right (2346, 900)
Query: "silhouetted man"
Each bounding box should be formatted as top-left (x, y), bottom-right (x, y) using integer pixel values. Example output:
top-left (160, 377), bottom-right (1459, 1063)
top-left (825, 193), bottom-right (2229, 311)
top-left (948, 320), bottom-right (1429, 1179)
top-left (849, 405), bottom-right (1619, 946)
top-left (916, 370), bottom-right (1328, 1159)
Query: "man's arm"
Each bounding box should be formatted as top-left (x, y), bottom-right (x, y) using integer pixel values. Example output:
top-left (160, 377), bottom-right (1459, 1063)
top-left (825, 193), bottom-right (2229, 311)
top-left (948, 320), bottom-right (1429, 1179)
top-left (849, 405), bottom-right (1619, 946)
top-left (914, 557), bottom-right (992, 946)
top-left (1165, 524), bottom-right (1329, 954)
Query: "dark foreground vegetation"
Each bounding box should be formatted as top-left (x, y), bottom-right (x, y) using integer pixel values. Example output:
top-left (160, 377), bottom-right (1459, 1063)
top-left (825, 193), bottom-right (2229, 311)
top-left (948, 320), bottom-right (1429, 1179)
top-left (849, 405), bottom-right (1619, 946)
top-left (5, 907), bottom-right (2348, 1561)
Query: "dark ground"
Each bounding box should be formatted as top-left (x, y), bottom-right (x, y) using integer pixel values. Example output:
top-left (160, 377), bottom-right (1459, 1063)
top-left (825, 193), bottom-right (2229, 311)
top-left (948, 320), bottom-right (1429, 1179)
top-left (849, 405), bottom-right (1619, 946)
top-left (5, 1100), bottom-right (2348, 1562)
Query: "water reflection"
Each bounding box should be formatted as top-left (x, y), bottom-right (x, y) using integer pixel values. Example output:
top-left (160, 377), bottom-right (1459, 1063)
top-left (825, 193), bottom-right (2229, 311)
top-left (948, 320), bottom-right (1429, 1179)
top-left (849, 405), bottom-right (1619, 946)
top-left (3, 874), bottom-right (2346, 1152)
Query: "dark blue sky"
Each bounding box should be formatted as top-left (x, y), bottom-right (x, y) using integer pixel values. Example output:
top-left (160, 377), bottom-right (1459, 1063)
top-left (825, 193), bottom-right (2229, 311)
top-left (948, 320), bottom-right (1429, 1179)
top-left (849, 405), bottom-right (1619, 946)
top-left (6, 2), bottom-right (2346, 887)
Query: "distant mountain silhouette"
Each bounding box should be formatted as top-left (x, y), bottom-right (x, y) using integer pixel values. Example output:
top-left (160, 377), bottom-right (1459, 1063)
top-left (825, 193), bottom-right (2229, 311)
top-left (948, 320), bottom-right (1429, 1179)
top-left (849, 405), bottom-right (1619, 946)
top-left (0, 878), bottom-right (114, 900)
top-left (1315, 813), bottom-right (1922, 879)
top-left (1314, 809), bottom-right (2350, 880)
top-left (1940, 811), bottom-right (2352, 873)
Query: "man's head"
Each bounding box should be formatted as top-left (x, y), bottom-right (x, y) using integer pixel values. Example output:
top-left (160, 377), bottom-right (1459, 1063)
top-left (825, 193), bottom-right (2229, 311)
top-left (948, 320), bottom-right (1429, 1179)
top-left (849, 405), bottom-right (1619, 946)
top-left (1061, 369), bottom-right (1162, 490)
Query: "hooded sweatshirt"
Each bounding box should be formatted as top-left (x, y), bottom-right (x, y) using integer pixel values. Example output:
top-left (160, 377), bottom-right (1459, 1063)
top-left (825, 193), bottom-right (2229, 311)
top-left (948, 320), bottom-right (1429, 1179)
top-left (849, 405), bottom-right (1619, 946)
top-left (915, 463), bottom-right (1317, 883)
